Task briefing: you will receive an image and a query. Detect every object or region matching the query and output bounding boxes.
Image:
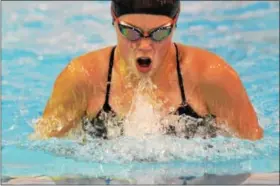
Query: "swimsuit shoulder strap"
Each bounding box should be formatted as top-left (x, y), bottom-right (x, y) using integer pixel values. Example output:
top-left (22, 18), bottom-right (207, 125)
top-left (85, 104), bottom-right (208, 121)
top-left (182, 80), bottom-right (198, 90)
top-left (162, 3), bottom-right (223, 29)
top-left (174, 43), bottom-right (187, 105)
top-left (103, 46), bottom-right (116, 110)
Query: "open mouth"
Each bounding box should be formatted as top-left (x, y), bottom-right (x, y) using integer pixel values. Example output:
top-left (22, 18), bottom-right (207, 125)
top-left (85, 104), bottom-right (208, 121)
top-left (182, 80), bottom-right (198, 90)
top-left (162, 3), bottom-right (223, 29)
top-left (137, 57), bottom-right (152, 67)
top-left (136, 57), bottom-right (152, 73)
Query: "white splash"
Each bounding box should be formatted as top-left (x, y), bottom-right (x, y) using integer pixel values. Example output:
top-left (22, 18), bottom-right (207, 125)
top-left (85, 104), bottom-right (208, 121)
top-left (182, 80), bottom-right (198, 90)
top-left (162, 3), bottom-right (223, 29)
top-left (123, 78), bottom-right (164, 138)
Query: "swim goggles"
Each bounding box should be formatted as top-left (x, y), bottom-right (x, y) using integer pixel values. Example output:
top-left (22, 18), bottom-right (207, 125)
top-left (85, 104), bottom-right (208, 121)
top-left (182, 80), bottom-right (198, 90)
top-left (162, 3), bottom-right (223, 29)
top-left (112, 10), bottom-right (178, 42)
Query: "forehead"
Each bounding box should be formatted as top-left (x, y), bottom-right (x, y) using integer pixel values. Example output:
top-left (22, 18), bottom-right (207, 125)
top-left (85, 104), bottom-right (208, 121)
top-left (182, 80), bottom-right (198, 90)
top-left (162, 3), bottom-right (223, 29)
top-left (118, 14), bottom-right (172, 30)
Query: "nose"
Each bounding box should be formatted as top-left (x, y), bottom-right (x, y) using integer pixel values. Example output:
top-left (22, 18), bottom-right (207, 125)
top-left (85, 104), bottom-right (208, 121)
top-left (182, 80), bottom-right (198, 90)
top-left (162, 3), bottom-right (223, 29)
top-left (137, 37), bottom-right (152, 52)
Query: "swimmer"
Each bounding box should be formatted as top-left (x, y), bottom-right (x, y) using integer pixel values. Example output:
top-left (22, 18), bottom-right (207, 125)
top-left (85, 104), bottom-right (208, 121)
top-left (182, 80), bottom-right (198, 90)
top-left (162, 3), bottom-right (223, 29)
top-left (32, 0), bottom-right (263, 140)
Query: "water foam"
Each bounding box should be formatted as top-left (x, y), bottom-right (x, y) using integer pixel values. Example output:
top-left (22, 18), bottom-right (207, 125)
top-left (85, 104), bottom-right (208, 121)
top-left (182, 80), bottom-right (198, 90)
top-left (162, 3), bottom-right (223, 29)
top-left (122, 78), bottom-right (165, 138)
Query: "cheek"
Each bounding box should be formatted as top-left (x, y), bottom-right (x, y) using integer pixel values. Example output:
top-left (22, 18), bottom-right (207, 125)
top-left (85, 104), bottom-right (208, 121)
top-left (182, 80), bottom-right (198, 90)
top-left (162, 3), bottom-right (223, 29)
top-left (116, 32), bottom-right (137, 59)
top-left (155, 38), bottom-right (172, 57)
top-left (117, 37), bottom-right (135, 62)
top-left (161, 36), bottom-right (173, 47)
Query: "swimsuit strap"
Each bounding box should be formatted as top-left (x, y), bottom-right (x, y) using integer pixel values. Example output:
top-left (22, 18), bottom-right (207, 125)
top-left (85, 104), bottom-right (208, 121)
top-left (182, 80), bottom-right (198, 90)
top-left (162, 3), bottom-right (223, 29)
top-left (174, 43), bottom-right (187, 105)
top-left (103, 46), bottom-right (116, 111)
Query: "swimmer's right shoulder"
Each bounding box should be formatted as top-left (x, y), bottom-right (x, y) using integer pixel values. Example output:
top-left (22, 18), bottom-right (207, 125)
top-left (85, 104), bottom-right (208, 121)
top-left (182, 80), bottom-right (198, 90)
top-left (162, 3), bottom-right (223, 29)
top-left (61, 46), bottom-right (115, 78)
top-left (71, 46), bottom-right (114, 68)
top-left (54, 46), bottom-right (115, 90)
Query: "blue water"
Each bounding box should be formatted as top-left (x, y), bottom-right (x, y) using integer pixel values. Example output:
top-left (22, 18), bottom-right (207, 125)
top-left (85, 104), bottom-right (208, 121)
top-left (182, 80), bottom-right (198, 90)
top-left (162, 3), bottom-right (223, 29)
top-left (2, 1), bottom-right (279, 180)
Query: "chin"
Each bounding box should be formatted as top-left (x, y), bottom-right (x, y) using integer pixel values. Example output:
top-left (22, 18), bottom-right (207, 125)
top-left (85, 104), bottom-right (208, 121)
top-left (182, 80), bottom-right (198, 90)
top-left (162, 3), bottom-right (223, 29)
top-left (135, 65), bottom-right (155, 78)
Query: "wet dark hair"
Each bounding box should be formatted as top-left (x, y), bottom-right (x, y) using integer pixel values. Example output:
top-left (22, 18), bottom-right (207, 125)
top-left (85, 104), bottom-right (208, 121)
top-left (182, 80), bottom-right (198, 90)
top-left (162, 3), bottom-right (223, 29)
top-left (111, 0), bottom-right (180, 19)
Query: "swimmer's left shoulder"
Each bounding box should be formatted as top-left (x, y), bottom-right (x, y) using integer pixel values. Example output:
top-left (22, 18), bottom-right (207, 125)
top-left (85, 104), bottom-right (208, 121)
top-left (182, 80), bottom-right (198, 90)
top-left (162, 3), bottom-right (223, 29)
top-left (177, 43), bottom-right (227, 65)
top-left (178, 43), bottom-right (238, 78)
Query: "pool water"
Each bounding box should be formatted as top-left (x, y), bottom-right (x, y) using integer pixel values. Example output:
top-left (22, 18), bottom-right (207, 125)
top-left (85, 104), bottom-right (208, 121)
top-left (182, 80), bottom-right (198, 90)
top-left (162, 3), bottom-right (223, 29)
top-left (2, 1), bottom-right (279, 181)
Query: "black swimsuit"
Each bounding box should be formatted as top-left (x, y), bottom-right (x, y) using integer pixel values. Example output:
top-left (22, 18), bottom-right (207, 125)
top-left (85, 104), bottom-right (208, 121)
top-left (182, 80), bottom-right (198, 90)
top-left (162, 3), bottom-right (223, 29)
top-left (82, 43), bottom-right (218, 139)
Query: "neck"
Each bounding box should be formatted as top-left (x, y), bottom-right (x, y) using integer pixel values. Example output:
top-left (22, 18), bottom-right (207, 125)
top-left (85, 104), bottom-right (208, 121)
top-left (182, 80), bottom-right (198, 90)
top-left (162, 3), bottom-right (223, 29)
top-left (152, 43), bottom-right (176, 85)
top-left (114, 43), bottom-right (176, 91)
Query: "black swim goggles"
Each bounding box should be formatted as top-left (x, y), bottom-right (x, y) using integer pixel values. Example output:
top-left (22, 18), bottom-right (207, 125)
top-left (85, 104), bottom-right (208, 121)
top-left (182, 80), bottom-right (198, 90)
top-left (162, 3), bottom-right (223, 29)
top-left (112, 10), bottom-right (178, 42)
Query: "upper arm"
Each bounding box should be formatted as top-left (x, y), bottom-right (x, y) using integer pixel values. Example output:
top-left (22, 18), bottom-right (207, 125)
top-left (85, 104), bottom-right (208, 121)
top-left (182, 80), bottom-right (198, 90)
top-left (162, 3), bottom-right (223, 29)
top-left (200, 58), bottom-right (263, 140)
top-left (35, 59), bottom-right (88, 138)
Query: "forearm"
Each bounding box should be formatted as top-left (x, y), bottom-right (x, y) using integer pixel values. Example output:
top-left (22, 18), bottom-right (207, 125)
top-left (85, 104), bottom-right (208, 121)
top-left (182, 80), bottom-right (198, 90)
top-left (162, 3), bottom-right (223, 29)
top-left (34, 116), bottom-right (78, 138)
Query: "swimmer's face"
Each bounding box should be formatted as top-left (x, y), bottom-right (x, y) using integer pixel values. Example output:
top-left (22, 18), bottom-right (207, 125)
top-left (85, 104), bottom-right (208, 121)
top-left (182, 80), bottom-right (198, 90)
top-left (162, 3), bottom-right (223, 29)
top-left (114, 14), bottom-right (176, 77)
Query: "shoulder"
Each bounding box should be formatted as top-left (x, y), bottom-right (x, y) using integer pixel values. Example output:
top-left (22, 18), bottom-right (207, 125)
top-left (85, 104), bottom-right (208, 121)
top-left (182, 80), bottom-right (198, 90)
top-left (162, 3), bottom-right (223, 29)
top-left (176, 43), bottom-right (239, 84)
top-left (74, 45), bottom-right (115, 68)
top-left (67, 45), bottom-right (114, 75)
top-left (57, 45), bottom-right (115, 85)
